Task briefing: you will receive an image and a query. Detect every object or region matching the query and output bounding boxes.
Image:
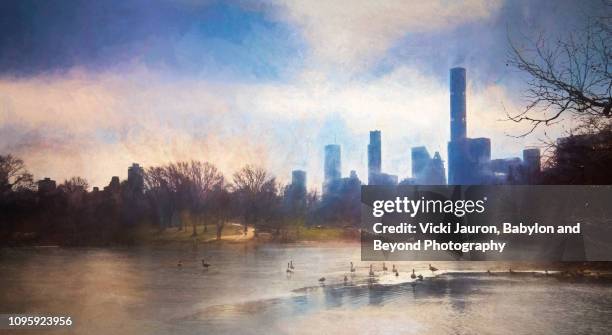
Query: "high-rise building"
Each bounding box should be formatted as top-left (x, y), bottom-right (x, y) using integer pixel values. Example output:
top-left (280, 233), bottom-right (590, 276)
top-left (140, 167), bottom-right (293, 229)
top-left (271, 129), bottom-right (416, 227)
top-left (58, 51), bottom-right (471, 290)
top-left (411, 146), bottom-right (431, 181)
top-left (127, 163), bottom-right (145, 194)
top-left (286, 170), bottom-right (307, 213)
top-left (366, 130), bottom-right (398, 186)
top-left (291, 170), bottom-right (307, 192)
top-left (323, 144), bottom-right (341, 192)
top-left (368, 130), bottom-right (381, 184)
top-left (450, 67), bottom-right (467, 141)
top-left (447, 68), bottom-right (492, 185)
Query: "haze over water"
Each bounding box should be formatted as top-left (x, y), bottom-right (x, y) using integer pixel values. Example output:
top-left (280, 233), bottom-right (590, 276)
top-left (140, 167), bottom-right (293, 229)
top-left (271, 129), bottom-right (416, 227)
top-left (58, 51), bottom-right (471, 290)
top-left (1, 244), bottom-right (611, 335)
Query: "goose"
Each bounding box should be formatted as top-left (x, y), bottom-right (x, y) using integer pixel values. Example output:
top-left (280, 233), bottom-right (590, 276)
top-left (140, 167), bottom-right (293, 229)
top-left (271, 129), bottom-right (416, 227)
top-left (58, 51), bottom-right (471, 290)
top-left (410, 269), bottom-right (416, 280)
top-left (382, 262), bottom-right (388, 271)
top-left (201, 259), bottom-right (210, 268)
top-left (318, 277), bottom-right (326, 283)
top-left (429, 264), bottom-right (438, 273)
top-left (417, 274), bottom-right (423, 281)
top-left (289, 260), bottom-right (295, 270)
top-left (350, 262), bottom-right (356, 273)
top-left (369, 264), bottom-right (375, 276)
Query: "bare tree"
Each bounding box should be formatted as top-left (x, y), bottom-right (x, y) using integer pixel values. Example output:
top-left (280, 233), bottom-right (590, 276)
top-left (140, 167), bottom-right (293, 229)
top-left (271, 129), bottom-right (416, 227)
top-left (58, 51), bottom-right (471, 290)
top-left (0, 154), bottom-right (34, 194)
top-left (183, 161), bottom-right (224, 236)
top-left (508, 17), bottom-right (611, 135)
top-left (232, 165), bottom-right (278, 235)
top-left (209, 183), bottom-right (231, 240)
top-left (144, 166), bottom-right (175, 230)
top-left (59, 177), bottom-right (89, 193)
top-left (144, 161), bottom-right (224, 234)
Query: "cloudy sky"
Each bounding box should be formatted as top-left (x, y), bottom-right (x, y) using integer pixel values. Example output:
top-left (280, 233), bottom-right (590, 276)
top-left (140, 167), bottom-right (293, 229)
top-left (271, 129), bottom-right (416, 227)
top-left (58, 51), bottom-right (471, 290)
top-left (0, 0), bottom-right (606, 189)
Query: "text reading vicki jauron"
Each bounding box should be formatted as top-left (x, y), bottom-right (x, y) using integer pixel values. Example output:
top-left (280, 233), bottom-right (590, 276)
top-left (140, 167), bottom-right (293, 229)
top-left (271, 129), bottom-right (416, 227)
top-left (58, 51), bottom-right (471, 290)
top-left (360, 185), bottom-right (612, 261)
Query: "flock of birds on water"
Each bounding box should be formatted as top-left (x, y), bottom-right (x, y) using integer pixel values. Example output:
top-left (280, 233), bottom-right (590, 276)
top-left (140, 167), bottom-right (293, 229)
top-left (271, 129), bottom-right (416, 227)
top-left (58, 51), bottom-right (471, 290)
top-left (174, 259), bottom-right (576, 283)
top-left (290, 261), bottom-right (439, 285)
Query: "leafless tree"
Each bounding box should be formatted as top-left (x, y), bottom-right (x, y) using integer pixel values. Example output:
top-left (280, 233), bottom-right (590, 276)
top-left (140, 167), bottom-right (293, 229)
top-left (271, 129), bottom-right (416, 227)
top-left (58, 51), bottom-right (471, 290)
top-left (508, 16), bottom-right (611, 135)
top-left (232, 165), bottom-right (279, 235)
top-left (59, 177), bottom-right (89, 193)
top-left (0, 154), bottom-right (34, 194)
top-left (182, 161), bottom-right (224, 235)
top-left (144, 166), bottom-right (175, 230)
top-left (144, 161), bottom-right (225, 234)
top-left (59, 176), bottom-right (89, 208)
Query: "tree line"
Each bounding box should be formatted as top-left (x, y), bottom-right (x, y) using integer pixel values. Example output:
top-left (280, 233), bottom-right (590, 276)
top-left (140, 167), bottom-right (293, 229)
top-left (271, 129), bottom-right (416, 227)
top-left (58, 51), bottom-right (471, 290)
top-left (0, 157), bottom-right (360, 246)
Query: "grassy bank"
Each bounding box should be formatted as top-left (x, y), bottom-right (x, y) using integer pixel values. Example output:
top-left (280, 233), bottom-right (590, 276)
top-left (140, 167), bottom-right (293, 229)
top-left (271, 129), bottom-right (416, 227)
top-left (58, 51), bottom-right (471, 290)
top-left (135, 223), bottom-right (359, 245)
top-left (135, 222), bottom-right (249, 244)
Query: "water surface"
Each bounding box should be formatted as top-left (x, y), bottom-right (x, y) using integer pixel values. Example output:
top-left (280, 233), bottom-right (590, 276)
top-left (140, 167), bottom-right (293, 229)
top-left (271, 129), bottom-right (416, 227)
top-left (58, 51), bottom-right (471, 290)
top-left (1, 244), bottom-right (610, 334)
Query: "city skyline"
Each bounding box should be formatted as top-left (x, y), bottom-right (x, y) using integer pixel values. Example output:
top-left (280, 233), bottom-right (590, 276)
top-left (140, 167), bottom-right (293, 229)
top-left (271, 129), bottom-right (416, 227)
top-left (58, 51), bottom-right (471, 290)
top-left (0, 0), bottom-right (605, 189)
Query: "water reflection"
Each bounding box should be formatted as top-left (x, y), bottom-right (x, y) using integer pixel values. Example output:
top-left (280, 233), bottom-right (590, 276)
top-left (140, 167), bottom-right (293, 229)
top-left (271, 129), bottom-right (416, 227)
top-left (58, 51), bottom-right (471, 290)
top-left (1, 245), bottom-right (611, 335)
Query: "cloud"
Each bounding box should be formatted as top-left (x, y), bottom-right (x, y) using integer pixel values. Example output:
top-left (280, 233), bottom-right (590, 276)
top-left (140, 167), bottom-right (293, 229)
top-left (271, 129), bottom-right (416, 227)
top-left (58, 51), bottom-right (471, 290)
top-left (271, 0), bottom-right (503, 70)
top-left (1, 63), bottom-right (546, 189)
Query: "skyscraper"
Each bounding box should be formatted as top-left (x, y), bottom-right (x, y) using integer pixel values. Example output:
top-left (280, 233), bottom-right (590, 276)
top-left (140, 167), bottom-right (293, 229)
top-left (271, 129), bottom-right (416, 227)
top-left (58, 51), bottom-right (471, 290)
top-left (367, 130), bottom-right (398, 186)
top-left (291, 170), bottom-right (307, 192)
top-left (324, 144), bottom-right (341, 189)
top-left (448, 68), bottom-right (492, 184)
top-left (450, 67), bottom-right (467, 141)
top-left (368, 130), bottom-right (381, 184)
top-left (287, 170), bottom-right (307, 211)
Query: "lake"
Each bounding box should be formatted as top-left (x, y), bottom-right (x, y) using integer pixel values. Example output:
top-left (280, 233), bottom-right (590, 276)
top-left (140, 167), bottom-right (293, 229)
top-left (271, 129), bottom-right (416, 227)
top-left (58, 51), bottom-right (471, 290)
top-left (1, 244), bottom-right (611, 334)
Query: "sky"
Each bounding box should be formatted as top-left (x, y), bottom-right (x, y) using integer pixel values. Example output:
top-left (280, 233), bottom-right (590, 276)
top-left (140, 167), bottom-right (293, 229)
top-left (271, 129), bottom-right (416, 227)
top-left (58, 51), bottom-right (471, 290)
top-left (0, 0), bottom-right (607, 189)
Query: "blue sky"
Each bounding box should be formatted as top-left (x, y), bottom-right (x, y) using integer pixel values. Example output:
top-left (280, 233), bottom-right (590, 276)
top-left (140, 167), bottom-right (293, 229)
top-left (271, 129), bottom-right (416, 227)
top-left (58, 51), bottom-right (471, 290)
top-left (0, 0), bottom-right (606, 188)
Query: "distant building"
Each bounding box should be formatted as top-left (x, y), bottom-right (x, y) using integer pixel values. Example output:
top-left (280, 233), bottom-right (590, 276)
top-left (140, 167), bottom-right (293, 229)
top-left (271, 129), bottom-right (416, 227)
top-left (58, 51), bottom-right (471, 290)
top-left (291, 170), bottom-right (307, 191)
top-left (127, 163), bottom-right (145, 194)
top-left (37, 177), bottom-right (56, 195)
top-left (426, 152), bottom-right (447, 185)
top-left (447, 67), bottom-right (492, 185)
top-left (399, 177), bottom-right (416, 185)
top-left (450, 67), bottom-right (467, 141)
top-left (490, 150), bottom-right (542, 185)
top-left (523, 148), bottom-right (541, 183)
top-left (411, 147), bottom-right (446, 185)
top-left (285, 170), bottom-right (307, 215)
top-left (104, 176), bottom-right (121, 193)
top-left (366, 130), bottom-right (398, 186)
top-left (367, 130), bottom-right (381, 184)
top-left (290, 169), bottom-right (307, 202)
top-left (323, 170), bottom-right (361, 199)
top-left (491, 157), bottom-right (522, 183)
top-left (411, 146), bottom-right (431, 181)
top-left (323, 144), bottom-right (341, 193)
top-left (369, 172), bottom-right (398, 186)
